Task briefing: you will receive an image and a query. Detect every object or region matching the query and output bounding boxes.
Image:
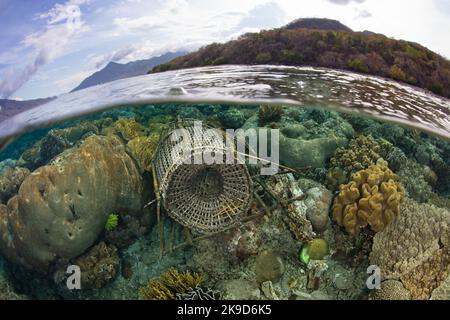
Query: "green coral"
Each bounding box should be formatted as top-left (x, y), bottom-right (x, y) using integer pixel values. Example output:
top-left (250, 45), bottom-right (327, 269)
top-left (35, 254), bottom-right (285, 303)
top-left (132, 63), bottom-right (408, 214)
top-left (139, 267), bottom-right (203, 300)
top-left (105, 213), bottom-right (119, 231)
top-left (299, 239), bottom-right (329, 264)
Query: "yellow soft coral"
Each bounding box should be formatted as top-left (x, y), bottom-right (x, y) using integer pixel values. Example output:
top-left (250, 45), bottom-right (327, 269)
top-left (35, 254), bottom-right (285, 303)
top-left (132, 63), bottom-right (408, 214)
top-left (139, 267), bottom-right (203, 300)
top-left (127, 133), bottom-right (160, 171)
top-left (114, 118), bottom-right (145, 141)
top-left (332, 165), bottom-right (404, 235)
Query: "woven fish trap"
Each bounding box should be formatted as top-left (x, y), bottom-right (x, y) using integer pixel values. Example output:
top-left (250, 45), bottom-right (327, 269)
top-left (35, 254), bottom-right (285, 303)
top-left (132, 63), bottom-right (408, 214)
top-left (152, 120), bottom-right (253, 234)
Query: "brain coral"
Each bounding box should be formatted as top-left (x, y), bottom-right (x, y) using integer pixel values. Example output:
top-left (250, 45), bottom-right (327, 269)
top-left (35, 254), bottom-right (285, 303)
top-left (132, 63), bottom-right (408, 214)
top-left (370, 198), bottom-right (449, 288)
top-left (332, 165), bottom-right (404, 235)
top-left (0, 135), bottom-right (147, 272)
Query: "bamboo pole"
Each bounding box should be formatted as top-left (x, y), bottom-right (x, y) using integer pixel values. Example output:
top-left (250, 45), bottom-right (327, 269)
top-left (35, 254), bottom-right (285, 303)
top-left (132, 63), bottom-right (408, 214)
top-left (151, 163), bottom-right (164, 259)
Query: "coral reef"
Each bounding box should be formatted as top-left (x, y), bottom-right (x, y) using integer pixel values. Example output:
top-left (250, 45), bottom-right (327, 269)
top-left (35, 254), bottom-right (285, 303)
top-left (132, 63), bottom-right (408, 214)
top-left (332, 165), bottom-right (404, 235)
top-left (327, 135), bottom-right (392, 189)
top-left (253, 250), bottom-right (285, 283)
top-left (104, 214), bottom-right (149, 248)
top-left (280, 135), bottom-right (349, 169)
top-left (304, 186), bottom-right (332, 232)
top-left (218, 107), bottom-right (247, 129)
top-left (0, 167), bottom-right (30, 204)
top-left (139, 267), bottom-right (203, 300)
top-left (385, 146), bottom-right (407, 172)
top-left (431, 275), bottom-right (450, 300)
top-left (268, 173), bottom-right (315, 242)
top-left (400, 247), bottom-right (449, 300)
top-left (0, 135), bottom-right (148, 272)
top-left (219, 279), bottom-right (261, 300)
top-left (370, 198), bottom-right (449, 284)
top-left (18, 122), bottom-right (100, 170)
top-left (71, 242), bottom-right (119, 289)
top-left (258, 105), bottom-right (283, 126)
top-left (398, 160), bottom-right (434, 203)
top-left (126, 134), bottom-right (159, 172)
top-left (113, 118), bottom-right (145, 141)
top-left (369, 280), bottom-right (411, 300)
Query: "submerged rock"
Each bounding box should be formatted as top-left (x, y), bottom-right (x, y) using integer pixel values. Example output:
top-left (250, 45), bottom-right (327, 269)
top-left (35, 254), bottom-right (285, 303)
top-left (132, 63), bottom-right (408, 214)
top-left (0, 135), bottom-right (148, 272)
top-left (253, 250), bottom-right (285, 284)
top-left (304, 186), bottom-right (332, 232)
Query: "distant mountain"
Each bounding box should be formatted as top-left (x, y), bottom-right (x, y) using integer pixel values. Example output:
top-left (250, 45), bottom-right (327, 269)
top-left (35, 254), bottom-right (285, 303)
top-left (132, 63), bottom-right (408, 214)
top-left (284, 18), bottom-right (352, 32)
top-left (151, 18), bottom-right (450, 98)
top-left (0, 97), bottom-right (55, 122)
top-left (71, 51), bottom-right (187, 92)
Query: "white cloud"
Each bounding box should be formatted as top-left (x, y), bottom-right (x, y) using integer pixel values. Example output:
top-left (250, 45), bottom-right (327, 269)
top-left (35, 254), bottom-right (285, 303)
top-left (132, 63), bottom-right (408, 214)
top-left (0, 0), bottom-right (89, 98)
top-left (327, 0), bottom-right (365, 5)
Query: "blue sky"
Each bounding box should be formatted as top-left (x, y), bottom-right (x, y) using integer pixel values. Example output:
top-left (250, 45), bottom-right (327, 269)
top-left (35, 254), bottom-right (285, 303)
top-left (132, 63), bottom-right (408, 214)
top-left (0, 0), bottom-right (449, 100)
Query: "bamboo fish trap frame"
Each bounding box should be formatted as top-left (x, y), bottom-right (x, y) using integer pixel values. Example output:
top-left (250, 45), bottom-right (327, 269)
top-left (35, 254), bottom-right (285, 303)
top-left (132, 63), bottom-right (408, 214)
top-left (149, 118), bottom-right (306, 257)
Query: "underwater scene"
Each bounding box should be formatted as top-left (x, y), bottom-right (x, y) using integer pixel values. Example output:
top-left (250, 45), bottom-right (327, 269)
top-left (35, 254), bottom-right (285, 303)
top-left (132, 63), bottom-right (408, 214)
top-left (0, 66), bottom-right (449, 301)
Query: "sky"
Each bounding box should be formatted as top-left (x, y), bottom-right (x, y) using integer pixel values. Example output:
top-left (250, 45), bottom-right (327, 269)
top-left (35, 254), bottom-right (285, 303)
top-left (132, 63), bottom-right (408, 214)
top-left (0, 0), bottom-right (449, 100)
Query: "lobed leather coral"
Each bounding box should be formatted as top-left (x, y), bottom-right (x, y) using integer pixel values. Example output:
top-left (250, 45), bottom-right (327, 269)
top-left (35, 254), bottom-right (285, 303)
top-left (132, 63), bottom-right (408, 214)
top-left (139, 267), bottom-right (203, 300)
top-left (332, 164), bottom-right (404, 235)
top-left (370, 198), bottom-right (449, 299)
top-left (327, 135), bottom-right (393, 190)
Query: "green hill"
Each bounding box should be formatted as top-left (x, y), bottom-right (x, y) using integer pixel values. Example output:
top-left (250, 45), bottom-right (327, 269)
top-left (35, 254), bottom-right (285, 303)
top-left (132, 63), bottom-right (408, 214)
top-left (150, 19), bottom-right (450, 98)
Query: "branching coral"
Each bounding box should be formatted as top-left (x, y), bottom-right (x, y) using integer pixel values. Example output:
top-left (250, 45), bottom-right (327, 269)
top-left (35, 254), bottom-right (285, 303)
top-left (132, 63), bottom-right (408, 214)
top-left (332, 165), bottom-right (404, 235)
top-left (370, 198), bottom-right (450, 287)
top-left (139, 267), bottom-right (203, 300)
top-left (258, 105), bottom-right (283, 126)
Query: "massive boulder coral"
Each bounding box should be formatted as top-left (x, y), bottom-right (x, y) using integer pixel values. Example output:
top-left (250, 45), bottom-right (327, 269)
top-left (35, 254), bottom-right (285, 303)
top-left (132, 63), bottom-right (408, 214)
top-left (0, 135), bottom-right (147, 272)
top-left (400, 248), bottom-right (449, 300)
top-left (332, 165), bottom-right (404, 235)
top-left (370, 198), bottom-right (449, 299)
